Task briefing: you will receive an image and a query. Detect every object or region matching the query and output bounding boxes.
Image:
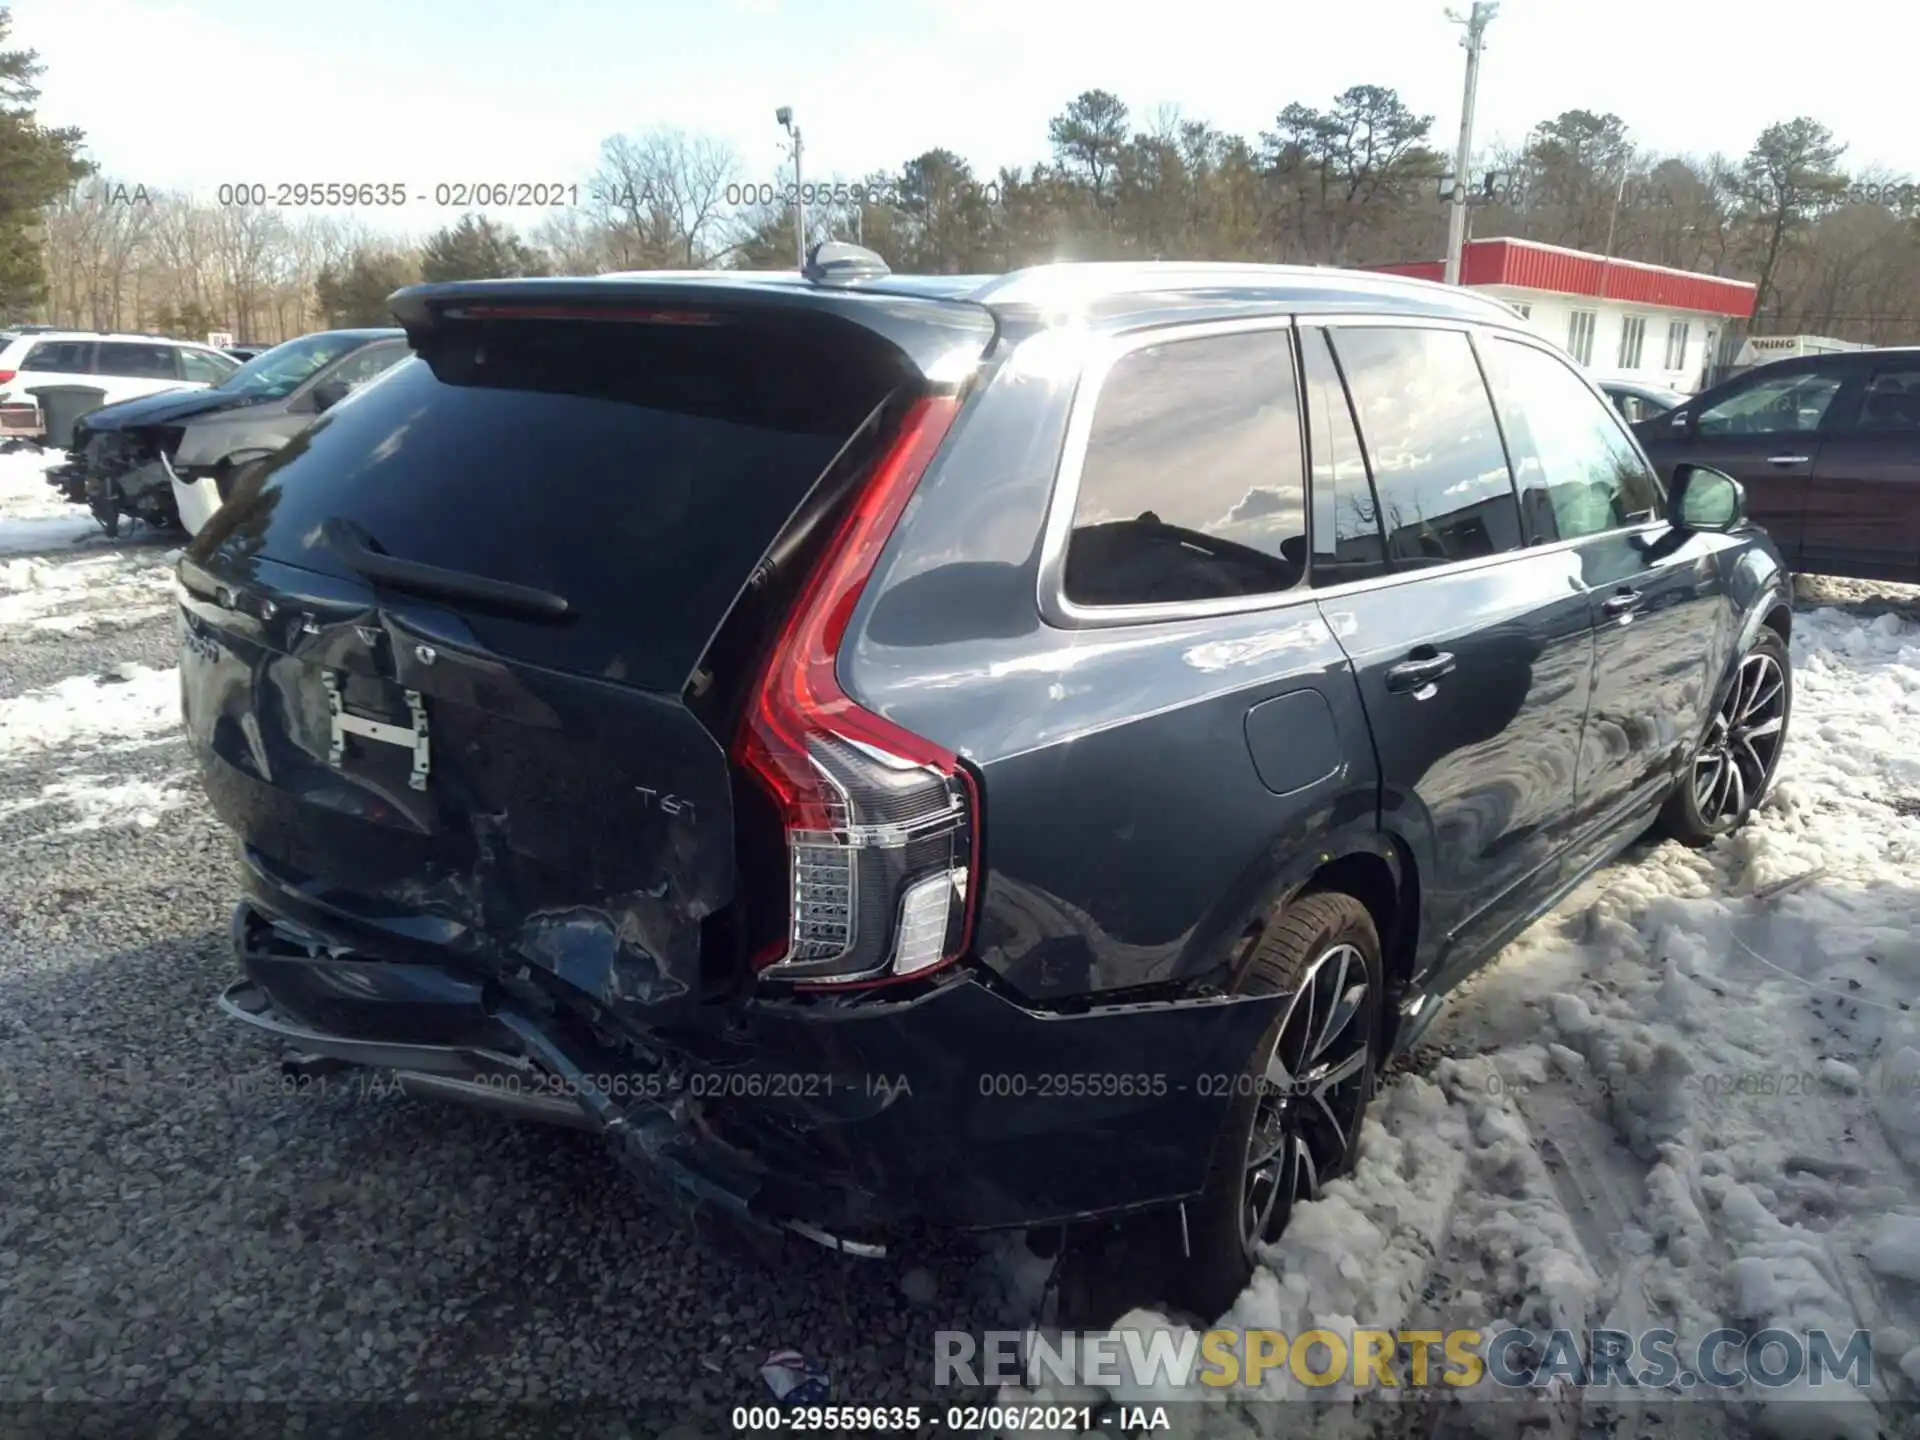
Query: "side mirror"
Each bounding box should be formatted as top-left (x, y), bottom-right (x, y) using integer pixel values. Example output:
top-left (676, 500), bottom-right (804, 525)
top-left (310, 378), bottom-right (351, 413)
top-left (1670, 463), bottom-right (1744, 532)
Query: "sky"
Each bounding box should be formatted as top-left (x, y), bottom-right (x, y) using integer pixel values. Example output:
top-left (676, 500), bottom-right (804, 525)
top-left (11, 0), bottom-right (1916, 242)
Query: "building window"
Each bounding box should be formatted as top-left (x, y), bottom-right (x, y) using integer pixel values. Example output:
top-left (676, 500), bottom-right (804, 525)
top-left (1618, 316), bottom-right (1646, 369)
top-left (1510, 301), bottom-right (1531, 320)
top-left (1664, 320), bottom-right (1690, 371)
top-left (1566, 310), bottom-right (1596, 366)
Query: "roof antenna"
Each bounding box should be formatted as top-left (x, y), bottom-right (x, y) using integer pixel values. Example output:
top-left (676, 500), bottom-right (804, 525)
top-left (803, 240), bottom-right (890, 286)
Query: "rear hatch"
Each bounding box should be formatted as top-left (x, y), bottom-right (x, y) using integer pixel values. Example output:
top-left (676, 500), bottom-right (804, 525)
top-left (178, 282), bottom-right (993, 1024)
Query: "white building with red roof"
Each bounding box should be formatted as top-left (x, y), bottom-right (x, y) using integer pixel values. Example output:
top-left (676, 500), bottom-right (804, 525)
top-left (1369, 237), bottom-right (1758, 393)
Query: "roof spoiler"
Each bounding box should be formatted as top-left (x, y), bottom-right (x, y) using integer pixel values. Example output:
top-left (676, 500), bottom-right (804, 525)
top-left (383, 272), bottom-right (996, 388)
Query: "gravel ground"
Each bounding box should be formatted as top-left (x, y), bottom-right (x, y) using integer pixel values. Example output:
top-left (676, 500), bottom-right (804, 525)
top-left (0, 532), bottom-right (1032, 1439)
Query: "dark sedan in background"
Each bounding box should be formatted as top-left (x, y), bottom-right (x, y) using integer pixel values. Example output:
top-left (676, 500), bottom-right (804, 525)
top-left (1601, 380), bottom-right (1685, 424)
top-left (1636, 347), bottom-right (1920, 583)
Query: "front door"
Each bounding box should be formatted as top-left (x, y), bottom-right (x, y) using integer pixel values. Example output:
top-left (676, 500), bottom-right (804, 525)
top-left (1308, 323), bottom-right (1594, 985)
top-left (1481, 332), bottom-right (1734, 845)
top-left (1639, 359), bottom-right (1852, 562)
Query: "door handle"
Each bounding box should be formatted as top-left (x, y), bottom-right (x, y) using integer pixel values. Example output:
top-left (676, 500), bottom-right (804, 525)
top-left (1766, 454), bottom-right (1810, 466)
top-left (1602, 589), bottom-right (1642, 618)
top-left (1384, 650), bottom-right (1456, 695)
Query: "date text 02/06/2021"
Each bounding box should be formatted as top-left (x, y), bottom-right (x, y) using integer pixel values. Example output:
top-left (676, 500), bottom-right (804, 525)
top-left (728, 1404), bottom-right (1173, 1432)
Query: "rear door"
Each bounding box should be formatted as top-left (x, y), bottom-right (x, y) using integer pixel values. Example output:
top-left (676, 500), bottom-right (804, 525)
top-left (179, 302), bottom-right (976, 1024)
top-left (94, 340), bottom-right (190, 403)
top-left (1637, 358), bottom-right (1852, 562)
top-left (12, 338), bottom-right (97, 396)
top-left (1799, 357), bottom-right (1920, 582)
top-left (1308, 321), bottom-right (1594, 986)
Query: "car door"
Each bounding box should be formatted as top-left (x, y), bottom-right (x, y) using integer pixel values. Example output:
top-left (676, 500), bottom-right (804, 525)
top-left (1481, 332), bottom-right (1734, 854)
top-left (1797, 358), bottom-right (1920, 582)
top-left (92, 340), bottom-right (190, 403)
top-left (1307, 321), bottom-right (1594, 988)
top-left (1636, 358), bottom-right (1852, 562)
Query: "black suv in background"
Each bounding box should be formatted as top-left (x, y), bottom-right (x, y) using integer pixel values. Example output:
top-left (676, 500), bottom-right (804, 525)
top-left (183, 248), bottom-right (1791, 1317)
top-left (1636, 347), bottom-right (1920, 583)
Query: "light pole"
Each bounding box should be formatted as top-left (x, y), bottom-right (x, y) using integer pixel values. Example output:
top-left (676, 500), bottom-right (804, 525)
top-left (777, 106), bottom-right (805, 269)
top-left (1442, 2), bottom-right (1498, 286)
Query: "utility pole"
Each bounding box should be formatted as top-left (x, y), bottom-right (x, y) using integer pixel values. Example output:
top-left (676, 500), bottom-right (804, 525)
top-left (1442, 2), bottom-right (1498, 286)
top-left (777, 106), bottom-right (806, 269)
top-left (1598, 158), bottom-right (1629, 299)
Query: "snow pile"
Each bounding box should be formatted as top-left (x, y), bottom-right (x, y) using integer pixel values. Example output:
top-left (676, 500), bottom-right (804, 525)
top-left (0, 446), bottom-right (98, 555)
top-left (0, 665), bottom-right (182, 760)
top-left (0, 549), bottom-right (179, 633)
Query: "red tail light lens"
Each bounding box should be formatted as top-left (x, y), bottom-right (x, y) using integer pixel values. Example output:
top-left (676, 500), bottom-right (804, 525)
top-left (0, 370), bottom-right (16, 385)
top-left (733, 394), bottom-right (978, 988)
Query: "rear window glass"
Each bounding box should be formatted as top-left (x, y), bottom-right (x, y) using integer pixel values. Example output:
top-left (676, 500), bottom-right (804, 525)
top-left (23, 340), bottom-right (93, 372)
top-left (193, 318), bottom-right (904, 690)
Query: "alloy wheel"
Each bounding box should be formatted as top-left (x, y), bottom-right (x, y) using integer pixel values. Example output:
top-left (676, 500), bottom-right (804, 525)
top-left (1240, 942), bottom-right (1372, 1257)
top-left (1693, 649), bottom-right (1787, 827)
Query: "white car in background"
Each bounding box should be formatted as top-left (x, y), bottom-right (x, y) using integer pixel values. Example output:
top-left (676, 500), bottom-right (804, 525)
top-left (0, 331), bottom-right (241, 414)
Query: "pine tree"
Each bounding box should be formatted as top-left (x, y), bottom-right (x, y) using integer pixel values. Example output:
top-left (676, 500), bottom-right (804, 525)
top-left (419, 213), bottom-right (549, 282)
top-left (0, 5), bottom-right (91, 316)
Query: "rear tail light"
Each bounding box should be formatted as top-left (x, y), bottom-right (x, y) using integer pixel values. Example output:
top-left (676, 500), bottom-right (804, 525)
top-left (0, 370), bottom-right (15, 385)
top-left (733, 394), bottom-right (977, 988)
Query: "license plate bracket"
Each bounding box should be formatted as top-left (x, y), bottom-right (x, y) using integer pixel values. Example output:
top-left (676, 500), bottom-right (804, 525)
top-left (322, 671), bottom-right (430, 790)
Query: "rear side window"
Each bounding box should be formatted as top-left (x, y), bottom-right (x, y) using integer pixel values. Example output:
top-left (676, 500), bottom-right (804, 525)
top-left (96, 342), bottom-right (182, 380)
top-left (1063, 328), bottom-right (1306, 607)
top-left (1848, 366), bottom-right (1920, 431)
top-left (1300, 328), bottom-right (1388, 587)
top-left (1329, 327), bottom-right (1522, 566)
top-left (1483, 337), bottom-right (1661, 540)
top-left (22, 340), bottom-right (93, 372)
top-left (194, 319), bottom-right (910, 691)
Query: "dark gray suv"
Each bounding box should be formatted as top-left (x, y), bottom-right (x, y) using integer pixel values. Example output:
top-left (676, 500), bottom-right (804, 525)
top-left (181, 247), bottom-right (1792, 1315)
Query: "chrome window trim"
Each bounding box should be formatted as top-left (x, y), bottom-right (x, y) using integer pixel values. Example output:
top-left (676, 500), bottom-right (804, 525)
top-left (1034, 310), bottom-right (1621, 631)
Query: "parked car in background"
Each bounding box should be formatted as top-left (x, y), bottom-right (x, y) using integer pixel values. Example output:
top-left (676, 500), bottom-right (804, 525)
top-left (0, 331), bottom-right (240, 412)
top-left (224, 345), bottom-right (270, 362)
top-left (48, 329), bottom-right (407, 535)
top-left (188, 252), bottom-right (1790, 1320)
top-left (1600, 380), bottom-right (1686, 424)
top-left (1635, 346), bottom-right (1920, 583)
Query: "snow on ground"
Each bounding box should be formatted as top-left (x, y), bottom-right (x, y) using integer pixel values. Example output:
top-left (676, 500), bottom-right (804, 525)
top-left (0, 445), bottom-right (101, 556)
top-left (0, 663), bottom-right (182, 760)
top-left (0, 768), bottom-right (191, 833)
top-left (1003, 583), bottom-right (1920, 1437)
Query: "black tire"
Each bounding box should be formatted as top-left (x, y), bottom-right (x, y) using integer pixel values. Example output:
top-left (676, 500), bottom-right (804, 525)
top-left (1657, 627), bottom-right (1791, 847)
top-left (1168, 890), bottom-right (1383, 1318)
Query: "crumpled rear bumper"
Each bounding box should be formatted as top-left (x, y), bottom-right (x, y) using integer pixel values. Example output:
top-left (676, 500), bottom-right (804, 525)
top-left (220, 879), bottom-right (1289, 1242)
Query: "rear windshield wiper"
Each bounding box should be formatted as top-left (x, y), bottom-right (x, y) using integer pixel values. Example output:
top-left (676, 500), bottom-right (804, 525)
top-left (320, 517), bottom-right (572, 621)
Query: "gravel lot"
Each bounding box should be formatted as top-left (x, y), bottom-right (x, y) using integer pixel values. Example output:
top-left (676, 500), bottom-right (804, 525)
top-left (0, 527), bottom-right (1029, 1438)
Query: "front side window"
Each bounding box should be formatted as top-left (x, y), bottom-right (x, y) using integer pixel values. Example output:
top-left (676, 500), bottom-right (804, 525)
top-left (1062, 328), bottom-right (1307, 607)
top-left (1486, 337), bottom-right (1662, 541)
top-left (1329, 326), bottom-right (1523, 566)
top-left (216, 332), bottom-right (381, 400)
top-left (1567, 311), bottom-right (1596, 366)
top-left (328, 343), bottom-right (408, 389)
top-left (180, 348), bottom-right (238, 383)
top-left (1696, 367), bottom-right (1844, 436)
